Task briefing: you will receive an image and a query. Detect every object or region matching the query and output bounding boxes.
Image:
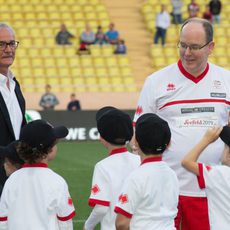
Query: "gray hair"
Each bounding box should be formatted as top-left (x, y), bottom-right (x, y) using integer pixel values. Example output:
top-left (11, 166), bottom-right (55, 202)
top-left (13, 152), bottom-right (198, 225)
top-left (180, 18), bottom-right (213, 43)
top-left (0, 22), bottom-right (15, 35)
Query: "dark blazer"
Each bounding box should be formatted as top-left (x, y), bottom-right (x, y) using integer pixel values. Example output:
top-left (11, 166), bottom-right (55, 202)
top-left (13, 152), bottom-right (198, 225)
top-left (0, 78), bottom-right (26, 192)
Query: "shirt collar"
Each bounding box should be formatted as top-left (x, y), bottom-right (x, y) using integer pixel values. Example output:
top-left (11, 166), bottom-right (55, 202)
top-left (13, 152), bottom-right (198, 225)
top-left (178, 59), bottom-right (209, 83)
top-left (141, 156), bottom-right (162, 165)
top-left (0, 70), bottom-right (14, 84)
top-left (109, 147), bottom-right (128, 156)
top-left (22, 163), bottom-right (48, 168)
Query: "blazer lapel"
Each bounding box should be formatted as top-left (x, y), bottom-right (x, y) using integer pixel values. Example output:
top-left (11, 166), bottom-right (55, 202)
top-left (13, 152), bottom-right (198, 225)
top-left (0, 92), bottom-right (15, 139)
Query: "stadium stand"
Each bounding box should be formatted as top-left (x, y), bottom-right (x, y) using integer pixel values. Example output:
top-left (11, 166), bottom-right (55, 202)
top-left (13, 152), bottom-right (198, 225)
top-left (142, 0), bottom-right (230, 72)
top-left (0, 0), bottom-right (137, 95)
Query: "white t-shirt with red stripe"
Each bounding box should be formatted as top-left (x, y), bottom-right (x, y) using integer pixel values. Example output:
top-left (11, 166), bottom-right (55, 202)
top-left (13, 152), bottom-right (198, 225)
top-left (115, 157), bottom-right (179, 230)
top-left (197, 163), bottom-right (230, 230)
top-left (88, 147), bottom-right (140, 230)
top-left (134, 60), bottom-right (230, 197)
top-left (0, 163), bottom-right (75, 230)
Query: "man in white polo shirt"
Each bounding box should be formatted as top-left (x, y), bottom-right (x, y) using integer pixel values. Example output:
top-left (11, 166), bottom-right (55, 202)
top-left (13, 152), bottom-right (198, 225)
top-left (133, 17), bottom-right (230, 229)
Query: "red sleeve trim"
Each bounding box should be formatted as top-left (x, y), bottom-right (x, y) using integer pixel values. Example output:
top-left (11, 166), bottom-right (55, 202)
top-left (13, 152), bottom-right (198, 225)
top-left (0, 216), bottom-right (7, 221)
top-left (57, 210), bottom-right (75, 221)
top-left (132, 122), bottom-right (136, 127)
top-left (197, 163), bottom-right (206, 189)
top-left (114, 206), bottom-right (132, 218)
top-left (88, 198), bottom-right (110, 207)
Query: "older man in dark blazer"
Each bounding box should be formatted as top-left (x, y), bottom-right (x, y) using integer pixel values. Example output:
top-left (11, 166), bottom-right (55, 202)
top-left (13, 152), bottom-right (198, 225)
top-left (0, 23), bottom-right (26, 195)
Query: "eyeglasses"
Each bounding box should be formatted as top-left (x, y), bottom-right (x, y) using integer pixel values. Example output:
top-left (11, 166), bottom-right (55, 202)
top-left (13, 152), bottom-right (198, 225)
top-left (0, 41), bottom-right (19, 50)
top-left (177, 41), bottom-right (212, 51)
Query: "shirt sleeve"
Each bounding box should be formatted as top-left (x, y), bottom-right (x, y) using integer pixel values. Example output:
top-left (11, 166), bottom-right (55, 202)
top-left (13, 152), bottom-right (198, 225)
top-left (57, 181), bottom-right (75, 221)
top-left (88, 164), bottom-right (110, 207)
top-left (133, 76), bottom-right (157, 125)
top-left (197, 163), bottom-right (213, 189)
top-left (0, 183), bottom-right (9, 226)
top-left (114, 176), bottom-right (139, 219)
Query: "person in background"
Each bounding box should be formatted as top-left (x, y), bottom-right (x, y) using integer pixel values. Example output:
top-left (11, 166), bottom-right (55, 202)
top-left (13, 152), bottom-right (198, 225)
top-left (55, 24), bottom-right (75, 45)
top-left (133, 18), bottom-right (230, 230)
top-left (153, 4), bottom-right (170, 46)
top-left (171, 0), bottom-right (183, 24)
top-left (83, 106), bottom-right (140, 230)
top-left (209, 0), bottom-right (222, 24)
top-left (80, 24), bottom-right (95, 45)
top-left (114, 39), bottom-right (127, 54)
top-left (67, 93), bottom-right (81, 111)
top-left (0, 120), bottom-right (75, 229)
top-left (95, 26), bottom-right (107, 45)
top-left (39, 84), bottom-right (59, 110)
top-left (203, 4), bottom-right (213, 23)
top-left (0, 23), bottom-right (26, 196)
top-left (187, 0), bottom-right (199, 18)
top-left (105, 23), bottom-right (120, 45)
top-left (182, 126), bottom-right (230, 229)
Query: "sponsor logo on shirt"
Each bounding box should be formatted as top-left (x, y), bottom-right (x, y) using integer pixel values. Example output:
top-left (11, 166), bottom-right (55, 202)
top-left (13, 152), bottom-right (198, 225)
top-left (91, 184), bottom-right (100, 195)
top-left (118, 194), bottom-right (128, 204)
top-left (135, 106), bottom-right (143, 115)
top-left (212, 80), bottom-right (222, 89)
top-left (181, 107), bottom-right (215, 114)
top-left (68, 197), bottom-right (73, 206)
top-left (210, 93), bottom-right (226, 98)
top-left (167, 83), bottom-right (176, 91)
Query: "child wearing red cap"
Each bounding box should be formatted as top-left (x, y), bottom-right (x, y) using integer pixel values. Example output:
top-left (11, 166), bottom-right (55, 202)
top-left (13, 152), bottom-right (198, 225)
top-left (0, 120), bottom-right (75, 230)
top-left (182, 126), bottom-right (230, 230)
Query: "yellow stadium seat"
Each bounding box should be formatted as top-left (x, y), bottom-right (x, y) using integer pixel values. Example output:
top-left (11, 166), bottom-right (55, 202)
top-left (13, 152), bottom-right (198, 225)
top-left (34, 77), bottom-right (47, 86)
top-left (98, 77), bottom-right (109, 85)
top-left (108, 67), bottom-right (120, 77)
top-left (118, 56), bottom-right (129, 66)
top-left (83, 68), bottom-right (95, 77)
top-left (214, 46), bottom-right (226, 57)
top-left (106, 57), bottom-right (117, 67)
top-left (47, 77), bottom-right (60, 86)
top-left (123, 77), bottom-right (135, 84)
top-left (111, 77), bottom-right (122, 84)
top-left (90, 45), bottom-right (102, 56)
top-left (153, 57), bottom-right (167, 68)
top-left (59, 68), bottom-right (70, 76)
top-left (102, 45), bottom-right (114, 56)
top-left (31, 58), bottom-right (43, 67)
top-left (85, 77), bottom-right (97, 85)
top-left (53, 47), bottom-right (64, 56)
top-left (150, 45), bottom-right (163, 57)
top-left (20, 68), bottom-right (33, 77)
top-left (56, 58), bottom-right (68, 67)
top-left (93, 57), bottom-right (105, 67)
top-left (71, 67), bottom-right (82, 77)
top-left (73, 77), bottom-right (84, 85)
top-left (121, 67), bottom-right (132, 77)
top-left (96, 68), bottom-right (108, 77)
top-left (113, 85), bottom-right (125, 92)
top-left (27, 48), bottom-right (40, 57)
top-left (46, 68), bottom-right (58, 77)
top-left (81, 56), bottom-right (93, 67)
top-left (19, 58), bottom-right (31, 67)
top-left (22, 77), bottom-right (34, 85)
top-left (34, 68), bottom-right (45, 77)
top-left (60, 77), bottom-right (73, 85)
top-left (40, 48), bottom-right (52, 57)
top-left (69, 58), bottom-right (81, 67)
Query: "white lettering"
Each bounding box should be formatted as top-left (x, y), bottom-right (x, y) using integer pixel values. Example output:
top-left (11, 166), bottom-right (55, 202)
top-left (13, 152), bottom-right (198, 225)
top-left (66, 128), bottom-right (86, 140)
top-left (89, 128), bottom-right (99, 140)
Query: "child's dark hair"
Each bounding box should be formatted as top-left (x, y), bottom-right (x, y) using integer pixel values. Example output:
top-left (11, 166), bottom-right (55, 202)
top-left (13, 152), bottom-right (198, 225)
top-left (17, 141), bottom-right (56, 164)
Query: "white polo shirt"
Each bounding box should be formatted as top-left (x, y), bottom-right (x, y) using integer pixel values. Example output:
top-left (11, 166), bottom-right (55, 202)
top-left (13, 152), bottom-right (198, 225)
top-left (88, 147), bottom-right (140, 230)
top-left (0, 71), bottom-right (22, 139)
top-left (0, 163), bottom-right (75, 230)
top-left (197, 163), bottom-right (230, 230)
top-left (115, 157), bottom-right (179, 230)
top-left (134, 60), bottom-right (230, 197)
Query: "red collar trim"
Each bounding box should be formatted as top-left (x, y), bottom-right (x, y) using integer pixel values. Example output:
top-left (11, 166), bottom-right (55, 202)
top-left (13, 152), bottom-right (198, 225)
top-left (110, 147), bottom-right (128, 156)
top-left (178, 60), bottom-right (209, 83)
top-left (22, 163), bottom-right (48, 168)
top-left (141, 156), bottom-right (162, 165)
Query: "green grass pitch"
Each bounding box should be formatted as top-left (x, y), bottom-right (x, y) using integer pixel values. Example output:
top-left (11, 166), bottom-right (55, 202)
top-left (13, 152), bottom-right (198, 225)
top-left (49, 141), bottom-right (107, 230)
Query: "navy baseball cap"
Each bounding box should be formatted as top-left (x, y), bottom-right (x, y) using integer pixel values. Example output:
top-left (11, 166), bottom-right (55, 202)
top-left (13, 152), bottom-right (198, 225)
top-left (96, 106), bottom-right (133, 145)
top-left (220, 125), bottom-right (230, 147)
top-left (19, 119), bottom-right (69, 150)
top-left (0, 141), bottom-right (24, 165)
top-left (136, 113), bottom-right (171, 154)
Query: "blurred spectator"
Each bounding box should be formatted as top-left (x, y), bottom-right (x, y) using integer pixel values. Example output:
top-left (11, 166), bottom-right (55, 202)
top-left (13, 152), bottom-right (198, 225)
top-left (105, 23), bottom-right (119, 45)
top-left (171, 0), bottom-right (183, 24)
top-left (39, 84), bottom-right (59, 110)
top-left (80, 24), bottom-right (95, 45)
top-left (203, 5), bottom-right (213, 23)
top-left (76, 43), bottom-right (90, 55)
top-left (55, 24), bottom-right (75, 45)
top-left (187, 0), bottom-right (199, 18)
top-left (67, 93), bottom-right (81, 111)
top-left (154, 4), bottom-right (170, 46)
top-left (209, 0), bottom-right (222, 24)
top-left (95, 26), bottom-right (107, 45)
top-left (114, 39), bottom-right (127, 54)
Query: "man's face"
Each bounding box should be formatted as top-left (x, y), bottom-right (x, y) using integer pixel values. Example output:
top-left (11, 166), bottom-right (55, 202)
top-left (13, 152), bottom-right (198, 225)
top-left (0, 28), bottom-right (16, 69)
top-left (179, 22), bottom-right (214, 77)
